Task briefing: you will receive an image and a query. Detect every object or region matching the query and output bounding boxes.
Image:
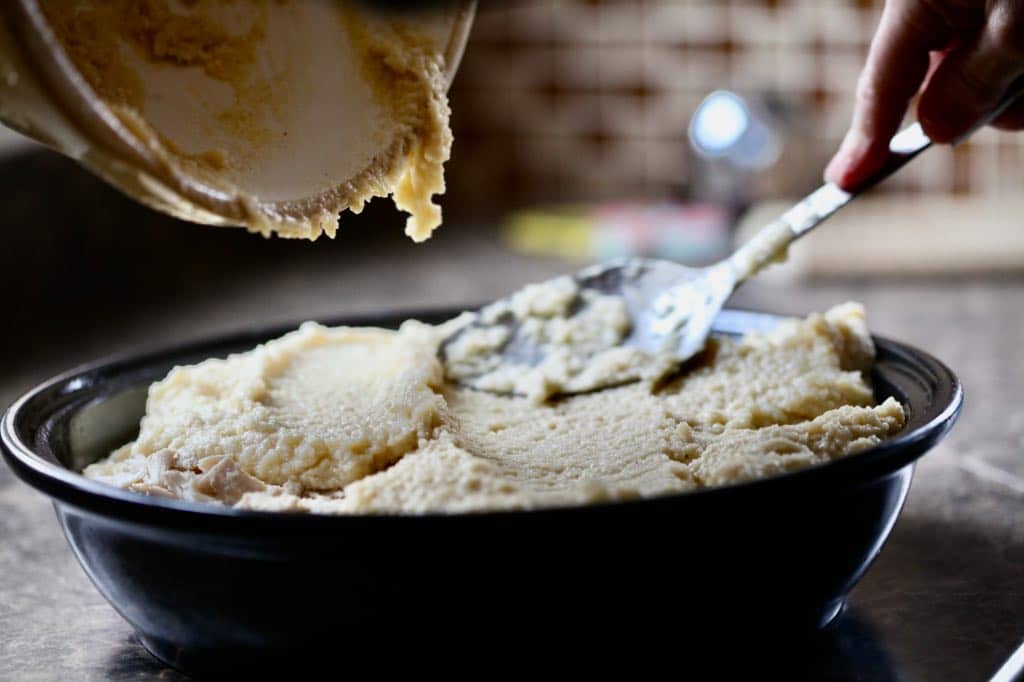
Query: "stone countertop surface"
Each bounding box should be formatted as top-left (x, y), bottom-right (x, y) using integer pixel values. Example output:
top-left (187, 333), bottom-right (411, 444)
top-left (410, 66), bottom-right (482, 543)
top-left (0, 153), bottom-right (1023, 679)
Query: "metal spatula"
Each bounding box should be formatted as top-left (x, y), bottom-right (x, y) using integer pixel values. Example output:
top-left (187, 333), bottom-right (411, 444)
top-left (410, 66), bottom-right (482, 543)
top-left (443, 78), bottom-right (1024, 397)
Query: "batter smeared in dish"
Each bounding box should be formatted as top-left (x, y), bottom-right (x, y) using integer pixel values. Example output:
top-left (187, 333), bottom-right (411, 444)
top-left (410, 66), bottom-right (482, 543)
top-left (442, 275), bottom-right (679, 402)
top-left (84, 303), bottom-right (906, 513)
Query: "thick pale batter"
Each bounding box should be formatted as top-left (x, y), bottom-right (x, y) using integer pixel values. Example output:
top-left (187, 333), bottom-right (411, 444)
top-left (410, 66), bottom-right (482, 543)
top-left (41, 0), bottom-right (452, 241)
top-left (84, 303), bottom-right (906, 513)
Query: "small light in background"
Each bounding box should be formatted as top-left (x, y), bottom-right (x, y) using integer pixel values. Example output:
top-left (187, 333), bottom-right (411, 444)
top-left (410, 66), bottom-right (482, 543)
top-left (690, 91), bottom-right (747, 156)
top-left (689, 90), bottom-right (780, 171)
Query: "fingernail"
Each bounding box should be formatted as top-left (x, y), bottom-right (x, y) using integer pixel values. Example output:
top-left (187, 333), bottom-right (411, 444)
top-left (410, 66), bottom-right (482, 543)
top-left (825, 128), bottom-right (871, 184)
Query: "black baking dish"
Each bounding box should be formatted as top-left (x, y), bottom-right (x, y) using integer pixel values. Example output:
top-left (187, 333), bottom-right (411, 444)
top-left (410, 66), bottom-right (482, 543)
top-left (0, 308), bottom-right (962, 675)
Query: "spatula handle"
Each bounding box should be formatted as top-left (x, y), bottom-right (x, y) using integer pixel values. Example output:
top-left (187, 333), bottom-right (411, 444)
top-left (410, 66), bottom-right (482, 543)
top-left (850, 73), bottom-right (1024, 195)
top-left (731, 74), bottom-right (1024, 281)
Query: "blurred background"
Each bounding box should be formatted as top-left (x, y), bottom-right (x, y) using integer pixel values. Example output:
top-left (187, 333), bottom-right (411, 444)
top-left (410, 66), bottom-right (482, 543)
top-left (452, 0), bottom-right (1024, 204)
top-left (0, 3), bottom-right (1022, 679)
top-left (446, 0), bottom-right (1024, 270)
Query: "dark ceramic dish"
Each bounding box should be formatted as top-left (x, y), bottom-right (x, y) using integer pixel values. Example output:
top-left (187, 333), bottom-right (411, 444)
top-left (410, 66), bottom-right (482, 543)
top-left (1, 308), bottom-right (962, 675)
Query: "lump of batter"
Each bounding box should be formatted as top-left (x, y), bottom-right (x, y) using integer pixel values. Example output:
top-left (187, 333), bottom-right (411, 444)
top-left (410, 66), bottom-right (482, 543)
top-left (85, 323), bottom-right (446, 500)
top-left (443, 276), bottom-right (676, 402)
top-left (84, 303), bottom-right (907, 514)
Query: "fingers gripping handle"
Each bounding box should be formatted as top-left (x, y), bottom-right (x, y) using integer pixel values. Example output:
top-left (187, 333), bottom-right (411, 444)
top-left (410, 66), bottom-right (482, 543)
top-left (729, 74), bottom-right (1024, 283)
top-left (851, 73), bottom-right (1024, 194)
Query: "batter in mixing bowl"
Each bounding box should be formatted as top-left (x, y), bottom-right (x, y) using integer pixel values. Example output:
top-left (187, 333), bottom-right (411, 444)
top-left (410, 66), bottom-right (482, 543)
top-left (84, 302), bottom-right (905, 513)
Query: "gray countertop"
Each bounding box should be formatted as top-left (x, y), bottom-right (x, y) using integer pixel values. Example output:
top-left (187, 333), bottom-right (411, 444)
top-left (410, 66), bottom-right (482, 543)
top-left (0, 152), bottom-right (1022, 680)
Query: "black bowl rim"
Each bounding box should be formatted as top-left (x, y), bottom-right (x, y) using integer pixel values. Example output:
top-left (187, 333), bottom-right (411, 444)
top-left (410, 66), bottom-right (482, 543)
top-left (0, 306), bottom-right (963, 529)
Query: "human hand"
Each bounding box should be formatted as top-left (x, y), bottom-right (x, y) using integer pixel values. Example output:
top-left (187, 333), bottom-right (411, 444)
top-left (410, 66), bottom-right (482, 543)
top-left (825, 0), bottom-right (1024, 190)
